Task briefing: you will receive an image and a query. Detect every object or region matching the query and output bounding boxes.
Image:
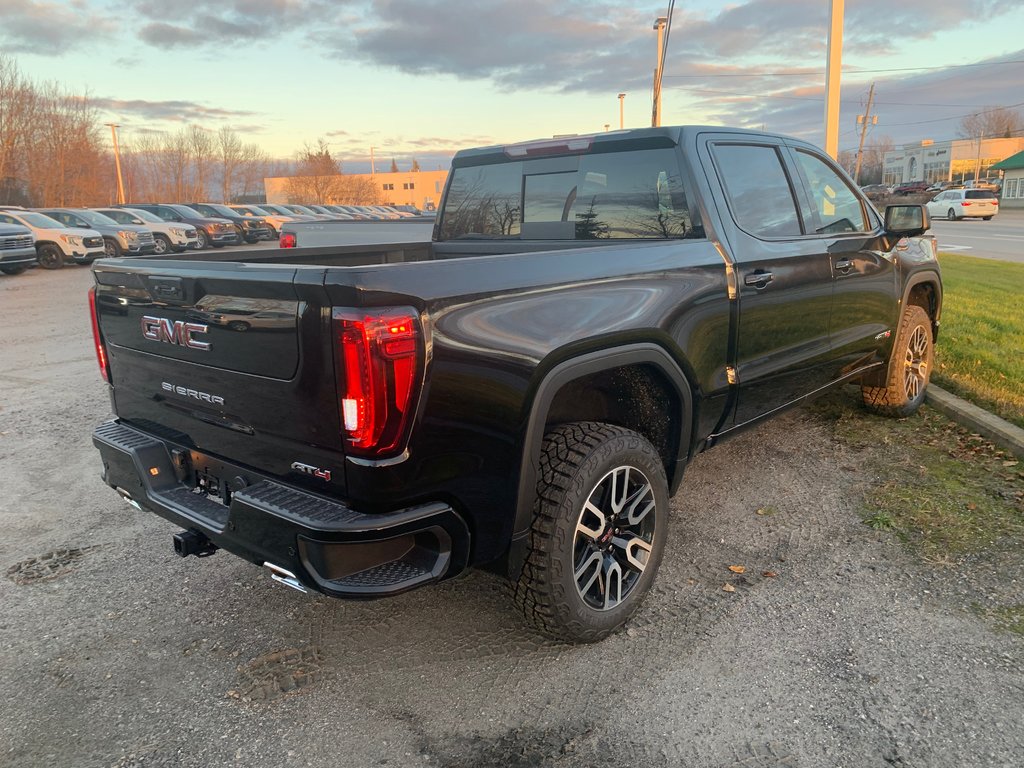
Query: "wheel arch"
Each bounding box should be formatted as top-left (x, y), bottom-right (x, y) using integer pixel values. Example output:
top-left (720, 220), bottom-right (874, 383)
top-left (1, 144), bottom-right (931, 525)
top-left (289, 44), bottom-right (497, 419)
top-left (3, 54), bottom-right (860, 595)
top-left (512, 343), bottom-right (695, 542)
top-left (902, 270), bottom-right (942, 340)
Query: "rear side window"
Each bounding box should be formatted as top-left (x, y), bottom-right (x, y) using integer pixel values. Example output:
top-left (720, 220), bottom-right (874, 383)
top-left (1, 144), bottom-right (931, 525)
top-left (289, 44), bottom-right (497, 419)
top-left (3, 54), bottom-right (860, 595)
top-left (793, 150), bottom-right (868, 234)
top-left (712, 144), bottom-right (802, 238)
top-left (965, 190), bottom-right (995, 199)
top-left (438, 147), bottom-right (702, 241)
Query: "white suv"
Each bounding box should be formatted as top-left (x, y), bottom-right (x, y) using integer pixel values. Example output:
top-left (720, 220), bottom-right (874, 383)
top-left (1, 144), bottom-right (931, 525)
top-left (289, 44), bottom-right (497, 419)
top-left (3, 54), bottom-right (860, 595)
top-left (0, 208), bottom-right (105, 268)
top-left (94, 207), bottom-right (199, 255)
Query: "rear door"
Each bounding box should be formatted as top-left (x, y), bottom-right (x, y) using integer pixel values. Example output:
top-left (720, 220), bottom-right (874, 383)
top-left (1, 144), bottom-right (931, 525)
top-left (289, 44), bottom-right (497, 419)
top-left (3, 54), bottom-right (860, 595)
top-left (93, 260), bottom-right (346, 490)
top-left (700, 135), bottom-right (835, 425)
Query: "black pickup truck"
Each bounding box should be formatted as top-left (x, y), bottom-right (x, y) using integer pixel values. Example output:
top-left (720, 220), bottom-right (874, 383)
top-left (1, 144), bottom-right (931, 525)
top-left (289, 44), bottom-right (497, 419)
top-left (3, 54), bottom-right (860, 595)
top-left (90, 127), bottom-right (941, 642)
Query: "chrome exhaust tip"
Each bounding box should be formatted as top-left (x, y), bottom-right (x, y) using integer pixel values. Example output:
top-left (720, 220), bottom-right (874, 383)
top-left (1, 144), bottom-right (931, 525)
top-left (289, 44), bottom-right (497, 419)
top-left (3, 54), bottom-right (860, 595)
top-left (264, 563), bottom-right (308, 593)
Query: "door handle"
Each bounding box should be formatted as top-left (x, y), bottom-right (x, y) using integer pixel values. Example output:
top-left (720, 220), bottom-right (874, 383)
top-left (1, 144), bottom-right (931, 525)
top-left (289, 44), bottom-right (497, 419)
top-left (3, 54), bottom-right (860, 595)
top-left (744, 271), bottom-right (774, 287)
top-left (834, 258), bottom-right (852, 273)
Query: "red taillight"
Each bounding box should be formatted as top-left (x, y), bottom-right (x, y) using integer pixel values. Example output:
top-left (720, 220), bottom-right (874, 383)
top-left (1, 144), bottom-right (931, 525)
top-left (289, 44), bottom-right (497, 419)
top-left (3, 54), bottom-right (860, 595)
top-left (333, 307), bottom-right (422, 457)
top-left (88, 287), bottom-right (110, 383)
top-left (279, 232), bottom-right (296, 248)
top-left (961, 202), bottom-right (972, 206)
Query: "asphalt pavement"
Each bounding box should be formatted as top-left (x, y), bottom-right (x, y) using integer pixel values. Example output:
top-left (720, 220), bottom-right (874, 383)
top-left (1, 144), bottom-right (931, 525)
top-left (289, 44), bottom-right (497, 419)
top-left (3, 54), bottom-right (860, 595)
top-left (930, 207), bottom-right (1024, 263)
top-left (1, 264), bottom-right (1022, 768)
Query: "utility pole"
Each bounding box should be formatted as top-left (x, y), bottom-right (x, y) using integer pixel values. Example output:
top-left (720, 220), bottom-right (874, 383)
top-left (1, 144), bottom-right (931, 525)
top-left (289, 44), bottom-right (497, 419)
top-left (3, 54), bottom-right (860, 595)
top-left (106, 123), bottom-right (125, 205)
top-left (975, 131), bottom-right (985, 180)
top-left (651, 17), bottom-right (667, 127)
top-left (823, 0), bottom-right (844, 160)
top-left (618, 92), bottom-right (626, 129)
top-left (853, 82), bottom-right (876, 184)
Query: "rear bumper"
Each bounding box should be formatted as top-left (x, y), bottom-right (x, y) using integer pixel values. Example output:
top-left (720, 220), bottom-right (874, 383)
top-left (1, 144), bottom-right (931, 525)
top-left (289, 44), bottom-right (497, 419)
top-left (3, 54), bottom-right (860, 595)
top-left (92, 420), bottom-right (469, 598)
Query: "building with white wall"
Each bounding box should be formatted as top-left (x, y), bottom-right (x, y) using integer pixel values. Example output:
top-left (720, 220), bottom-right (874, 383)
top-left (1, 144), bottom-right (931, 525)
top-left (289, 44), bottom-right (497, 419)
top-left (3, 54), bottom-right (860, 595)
top-left (882, 137), bottom-right (1024, 185)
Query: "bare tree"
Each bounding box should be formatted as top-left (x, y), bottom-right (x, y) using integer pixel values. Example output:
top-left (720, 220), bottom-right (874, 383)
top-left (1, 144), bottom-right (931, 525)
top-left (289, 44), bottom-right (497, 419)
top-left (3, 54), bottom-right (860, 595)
top-left (0, 55), bottom-right (39, 202)
top-left (958, 106), bottom-right (1024, 139)
top-left (186, 125), bottom-right (214, 200)
top-left (285, 139), bottom-right (346, 203)
top-left (217, 127), bottom-right (244, 202)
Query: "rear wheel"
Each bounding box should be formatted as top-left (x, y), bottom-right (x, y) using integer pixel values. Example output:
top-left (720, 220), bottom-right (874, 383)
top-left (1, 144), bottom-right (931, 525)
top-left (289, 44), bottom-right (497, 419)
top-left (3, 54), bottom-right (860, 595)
top-left (982, 216), bottom-right (993, 221)
top-left (861, 304), bottom-right (934, 417)
top-left (513, 422), bottom-right (669, 643)
top-left (0, 265), bottom-right (27, 275)
top-left (37, 244), bottom-right (64, 269)
top-left (947, 208), bottom-right (957, 221)
top-left (152, 234), bottom-right (171, 255)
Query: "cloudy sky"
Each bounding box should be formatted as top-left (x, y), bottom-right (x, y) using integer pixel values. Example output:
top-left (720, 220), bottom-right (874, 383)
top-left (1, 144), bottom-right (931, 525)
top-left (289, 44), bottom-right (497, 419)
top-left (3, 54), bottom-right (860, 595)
top-left (4, 0), bottom-right (1024, 170)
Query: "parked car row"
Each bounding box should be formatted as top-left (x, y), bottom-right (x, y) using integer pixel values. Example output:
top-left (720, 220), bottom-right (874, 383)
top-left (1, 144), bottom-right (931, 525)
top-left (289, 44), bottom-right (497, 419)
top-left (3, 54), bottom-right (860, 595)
top-left (0, 200), bottom-right (432, 275)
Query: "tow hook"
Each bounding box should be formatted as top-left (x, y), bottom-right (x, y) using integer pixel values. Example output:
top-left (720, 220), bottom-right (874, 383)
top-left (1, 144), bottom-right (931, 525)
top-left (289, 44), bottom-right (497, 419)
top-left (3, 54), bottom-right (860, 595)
top-left (172, 529), bottom-right (218, 558)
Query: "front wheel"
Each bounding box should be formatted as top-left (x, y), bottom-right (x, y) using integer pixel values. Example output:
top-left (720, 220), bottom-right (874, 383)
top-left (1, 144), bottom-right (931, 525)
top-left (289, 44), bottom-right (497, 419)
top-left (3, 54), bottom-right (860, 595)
top-left (947, 208), bottom-right (957, 221)
top-left (982, 216), bottom-right (993, 221)
top-left (861, 304), bottom-right (934, 417)
top-left (152, 234), bottom-right (171, 255)
top-left (37, 244), bottom-right (64, 269)
top-left (0, 265), bottom-right (27, 275)
top-left (195, 229), bottom-right (209, 249)
top-left (104, 238), bottom-right (123, 258)
top-left (513, 422), bottom-right (669, 643)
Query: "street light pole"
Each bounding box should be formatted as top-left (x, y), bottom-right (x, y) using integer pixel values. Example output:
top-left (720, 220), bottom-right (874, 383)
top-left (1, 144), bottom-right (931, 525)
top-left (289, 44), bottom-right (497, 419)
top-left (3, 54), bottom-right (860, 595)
top-left (618, 92), bottom-right (626, 130)
top-left (651, 17), bottom-right (667, 127)
top-left (106, 123), bottom-right (125, 204)
top-left (370, 146), bottom-right (376, 176)
top-left (823, 0), bottom-right (845, 160)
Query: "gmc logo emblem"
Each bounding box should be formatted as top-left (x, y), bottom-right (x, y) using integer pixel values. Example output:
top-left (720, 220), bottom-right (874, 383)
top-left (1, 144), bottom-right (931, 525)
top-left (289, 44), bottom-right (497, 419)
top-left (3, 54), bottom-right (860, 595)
top-left (141, 315), bottom-right (211, 351)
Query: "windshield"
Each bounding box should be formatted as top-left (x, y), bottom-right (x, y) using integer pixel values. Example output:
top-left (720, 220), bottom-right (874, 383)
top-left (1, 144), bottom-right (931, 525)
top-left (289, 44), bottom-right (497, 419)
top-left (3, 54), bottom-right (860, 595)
top-left (76, 210), bottom-right (119, 227)
top-left (19, 212), bottom-right (65, 228)
top-left (237, 206), bottom-right (268, 216)
top-left (124, 208), bottom-right (161, 223)
top-left (171, 205), bottom-right (203, 218)
top-left (289, 205), bottom-right (317, 215)
top-left (208, 204), bottom-right (237, 217)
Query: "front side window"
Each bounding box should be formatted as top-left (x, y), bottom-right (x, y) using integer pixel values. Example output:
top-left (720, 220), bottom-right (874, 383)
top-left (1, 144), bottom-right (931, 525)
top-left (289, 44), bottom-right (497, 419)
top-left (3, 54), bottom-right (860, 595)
top-left (712, 144), bottom-right (802, 238)
top-left (794, 150), bottom-right (868, 234)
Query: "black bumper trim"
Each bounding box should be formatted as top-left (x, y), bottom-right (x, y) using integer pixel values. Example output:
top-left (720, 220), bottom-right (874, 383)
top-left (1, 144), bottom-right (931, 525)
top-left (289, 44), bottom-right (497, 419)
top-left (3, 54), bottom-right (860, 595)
top-left (92, 420), bottom-right (470, 598)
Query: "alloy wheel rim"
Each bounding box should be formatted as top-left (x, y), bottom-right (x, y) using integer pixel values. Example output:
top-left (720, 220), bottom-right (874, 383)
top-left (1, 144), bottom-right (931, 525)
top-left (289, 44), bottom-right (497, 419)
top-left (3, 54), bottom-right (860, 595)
top-left (40, 248), bottom-right (60, 267)
top-left (154, 238), bottom-right (167, 254)
top-left (903, 325), bottom-right (930, 401)
top-left (573, 465), bottom-right (657, 611)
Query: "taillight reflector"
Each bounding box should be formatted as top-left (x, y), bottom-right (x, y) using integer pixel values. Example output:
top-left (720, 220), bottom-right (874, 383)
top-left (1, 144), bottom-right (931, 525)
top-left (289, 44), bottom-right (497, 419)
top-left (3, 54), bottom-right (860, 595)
top-left (88, 287), bottom-right (110, 383)
top-left (279, 232), bottom-right (297, 248)
top-left (333, 307), bottom-right (422, 456)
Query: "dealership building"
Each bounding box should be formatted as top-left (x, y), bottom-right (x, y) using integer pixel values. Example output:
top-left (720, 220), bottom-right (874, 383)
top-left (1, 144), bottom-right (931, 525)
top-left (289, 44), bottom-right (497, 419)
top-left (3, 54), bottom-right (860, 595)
top-left (882, 137), bottom-right (1024, 185)
top-left (264, 169), bottom-right (449, 211)
top-left (989, 150), bottom-right (1024, 209)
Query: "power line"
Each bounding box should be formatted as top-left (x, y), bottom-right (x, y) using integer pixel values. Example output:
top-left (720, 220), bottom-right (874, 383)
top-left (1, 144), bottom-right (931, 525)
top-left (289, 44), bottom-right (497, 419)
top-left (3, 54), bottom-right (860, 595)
top-left (663, 59), bottom-right (1024, 79)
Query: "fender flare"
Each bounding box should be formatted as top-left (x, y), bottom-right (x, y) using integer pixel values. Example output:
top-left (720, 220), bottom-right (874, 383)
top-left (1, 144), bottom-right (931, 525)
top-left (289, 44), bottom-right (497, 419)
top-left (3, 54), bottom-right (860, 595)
top-left (901, 268), bottom-right (942, 334)
top-left (512, 343), bottom-right (694, 538)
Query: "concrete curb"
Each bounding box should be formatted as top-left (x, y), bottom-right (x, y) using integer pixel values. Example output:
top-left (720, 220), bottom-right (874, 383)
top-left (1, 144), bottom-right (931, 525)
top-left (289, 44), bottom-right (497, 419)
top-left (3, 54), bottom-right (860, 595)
top-left (926, 385), bottom-right (1024, 458)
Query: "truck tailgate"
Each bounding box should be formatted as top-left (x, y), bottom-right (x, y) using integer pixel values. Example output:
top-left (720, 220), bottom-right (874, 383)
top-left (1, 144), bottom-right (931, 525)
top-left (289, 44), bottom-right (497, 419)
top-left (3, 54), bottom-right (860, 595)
top-left (93, 260), bottom-right (346, 491)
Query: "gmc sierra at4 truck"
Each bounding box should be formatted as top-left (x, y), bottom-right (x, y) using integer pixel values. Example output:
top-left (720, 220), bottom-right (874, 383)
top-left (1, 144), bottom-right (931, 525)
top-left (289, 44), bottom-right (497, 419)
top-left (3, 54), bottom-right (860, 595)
top-left (89, 127), bottom-right (941, 642)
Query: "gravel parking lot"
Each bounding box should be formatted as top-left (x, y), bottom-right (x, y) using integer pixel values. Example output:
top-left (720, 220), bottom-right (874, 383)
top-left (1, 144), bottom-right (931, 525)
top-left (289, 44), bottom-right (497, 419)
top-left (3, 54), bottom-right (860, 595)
top-left (1, 265), bottom-right (1022, 768)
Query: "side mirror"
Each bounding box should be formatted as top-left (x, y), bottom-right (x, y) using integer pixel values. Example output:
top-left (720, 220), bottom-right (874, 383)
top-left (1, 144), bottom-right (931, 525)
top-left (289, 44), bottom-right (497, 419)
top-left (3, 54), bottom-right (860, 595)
top-left (885, 204), bottom-right (929, 237)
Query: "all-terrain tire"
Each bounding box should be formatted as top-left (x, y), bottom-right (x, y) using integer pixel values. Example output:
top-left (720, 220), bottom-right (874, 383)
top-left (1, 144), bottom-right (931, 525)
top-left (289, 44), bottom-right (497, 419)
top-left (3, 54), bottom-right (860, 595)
top-left (861, 304), bottom-right (934, 417)
top-left (513, 421), bottom-right (669, 643)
